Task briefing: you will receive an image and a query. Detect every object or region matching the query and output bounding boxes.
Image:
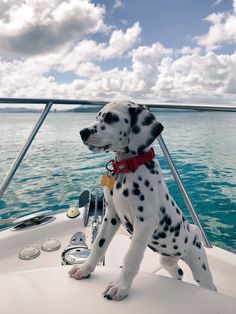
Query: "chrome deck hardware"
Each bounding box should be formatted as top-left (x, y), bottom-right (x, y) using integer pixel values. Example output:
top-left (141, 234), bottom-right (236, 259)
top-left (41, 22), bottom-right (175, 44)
top-left (61, 231), bottom-right (90, 265)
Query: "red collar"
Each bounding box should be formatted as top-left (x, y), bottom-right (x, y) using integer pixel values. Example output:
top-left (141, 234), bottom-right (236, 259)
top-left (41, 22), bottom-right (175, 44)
top-left (111, 148), bottom-right (155, 173)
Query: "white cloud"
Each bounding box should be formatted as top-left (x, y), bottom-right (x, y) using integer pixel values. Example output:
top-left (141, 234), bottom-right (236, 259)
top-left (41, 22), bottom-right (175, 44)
top-left (197, 0), bottom-right (236, 50)
top-left (212, 0), bottom-right (224, 7)
top-left (0, 0), bottom-right (106, 57)
top-left (177, 46), bottom-right (202, 55)
top-left (0, 0), bottom-right (236, 105)
top-left (152, 52), bottom-right (236, 102)
top-left (55, 22), bottom-right (141, 73)
top-left (130, 43), bottom-right (173, 93)
top-left (113, 0), bottom-right (124, 10)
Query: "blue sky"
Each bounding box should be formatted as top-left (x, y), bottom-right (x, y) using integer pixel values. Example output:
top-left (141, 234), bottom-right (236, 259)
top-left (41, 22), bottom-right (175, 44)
top-left (97, 0), bottom-right (232, 49)
top-left (0, 0), bottom-right (236, 106)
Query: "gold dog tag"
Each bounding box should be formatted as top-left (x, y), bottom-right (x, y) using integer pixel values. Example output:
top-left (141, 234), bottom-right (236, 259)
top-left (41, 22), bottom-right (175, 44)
top-left (101, 173), bottom-right (115, 190)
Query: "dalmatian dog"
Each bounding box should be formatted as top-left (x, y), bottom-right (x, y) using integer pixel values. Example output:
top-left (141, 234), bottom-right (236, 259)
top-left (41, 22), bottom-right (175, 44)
top-left (69, 100), bottom-right (216, 301)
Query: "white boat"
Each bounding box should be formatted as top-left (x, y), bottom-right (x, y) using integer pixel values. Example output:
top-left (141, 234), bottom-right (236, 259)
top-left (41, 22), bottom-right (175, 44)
top-left (0, 202), bottom-right (236, 314)
top-left (0, 98), bottom-right (236, 313)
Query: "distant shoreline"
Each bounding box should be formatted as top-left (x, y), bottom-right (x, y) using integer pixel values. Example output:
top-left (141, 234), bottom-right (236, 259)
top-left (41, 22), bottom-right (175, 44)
top-left (1, 105), bottom-right (236, 113)
top-left (0, 107), bottom-right (102, 113)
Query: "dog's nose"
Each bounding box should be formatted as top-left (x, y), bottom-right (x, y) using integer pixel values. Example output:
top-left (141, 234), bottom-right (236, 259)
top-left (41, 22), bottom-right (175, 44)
top-left (80, 128), bottom-right (92, 142)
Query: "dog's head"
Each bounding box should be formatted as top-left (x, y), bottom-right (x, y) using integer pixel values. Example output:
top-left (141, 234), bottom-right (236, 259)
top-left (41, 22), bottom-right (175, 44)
top-left (80, 101), bottom-right (163, 155)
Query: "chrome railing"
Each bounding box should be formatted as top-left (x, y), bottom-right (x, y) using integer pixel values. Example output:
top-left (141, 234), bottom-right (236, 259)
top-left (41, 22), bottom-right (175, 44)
top-left (1, 97), bottom-right (235, 246)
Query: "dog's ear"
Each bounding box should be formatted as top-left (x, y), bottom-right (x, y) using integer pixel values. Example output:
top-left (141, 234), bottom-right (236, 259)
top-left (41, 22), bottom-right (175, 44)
top-left (127, 105), bottom-right (164, 155)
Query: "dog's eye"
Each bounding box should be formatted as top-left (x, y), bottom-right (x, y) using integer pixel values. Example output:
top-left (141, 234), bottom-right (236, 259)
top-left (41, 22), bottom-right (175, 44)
top-left (104, 112), bottom-right (120, 124)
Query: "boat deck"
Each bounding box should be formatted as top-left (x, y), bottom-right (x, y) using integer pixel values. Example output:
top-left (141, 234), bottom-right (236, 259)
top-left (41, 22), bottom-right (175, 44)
top-left (0, 211), bottom-right (235, 302)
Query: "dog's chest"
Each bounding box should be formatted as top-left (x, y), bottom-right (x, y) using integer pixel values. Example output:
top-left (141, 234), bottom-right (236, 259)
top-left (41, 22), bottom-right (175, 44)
top-left (105, 169), bottom-right (160, 223)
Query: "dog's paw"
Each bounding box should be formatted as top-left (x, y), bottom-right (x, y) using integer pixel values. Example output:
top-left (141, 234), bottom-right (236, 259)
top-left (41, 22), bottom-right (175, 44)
top-left (68, 264), bottom-right (91, 280)
top-left (103, 278), bottom-right (131, 301)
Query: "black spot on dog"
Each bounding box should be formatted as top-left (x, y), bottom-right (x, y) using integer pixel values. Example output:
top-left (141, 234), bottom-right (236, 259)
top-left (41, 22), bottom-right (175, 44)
top-left (110, 190), bottom-right (113, 196)
top-left (171, 200), bottom-right (175, 206)
top-left (132, 125), bottom-right (141, 134)
top-left (160, 206), bottom-right (166, 214)
top-left (123, 189), bottom-right (129, 197)
top-left (141, 114), bottom-right (156, 126)
top-left (173, 245), bottom-right (178, 250)
top-left (176, 208), bottom-right (180, 215)
top-left (150, 187), bottom-right (154, 191)
top-left (140, 195), bottom-right (145, 201)
top-left (178, 268), bottom-right (183, 276)
top-left (111, 218), bottom-right (117, 225)
top-left (152, 234), bottom-right (159, 240)
top-left (99, 238), bottom-right (105, 247)
top-left (125, 146), bottom-right (130, 153)
top-left (128, 107), bottom-right (139, 127)
top-left (133, 188), bottom-right (140, 196)
top-left (124, 216), bottom-right (133, 234)
top-left (172, 238), bottom-right (176, 243)
top-left (148, 245), bottom-right (158, 252)
top-left (161, 244), bottom-right (167, 248)
top-left (174, 252), bottom-right (182, 256)
top-left (124, 118), bottom-right (128, 124)
top-left (163, 225), bottom-right (169, 232)
top-left (104, 112), bottom-right (120, 124)
top-left (160, 218), bottom-right (165, 226)
top-left (193, 235), bottom-right (197, 246)
top-left (152, 241), bottom-right (159, 245)
top-left (158, 232), bottom-right (167, 238)
top-left (196, 241), bottom-right (202, 249)
top-left (136, 145), bottom-right (146, 155)
top-left (144, 180), bottom-right (150, 187)
top-left (165, 215), bottom-right (172, 226)
top-left (145, 160), bottom-right (155, 170)
top-left (174, 231), bottom-right (180, 237)
top-left (133, 182), bottom-right (139, 188)
top-left (202, 263), bottom-right (207, 271)
top-left (101, 125), bottom-right (106, 130)
top-left (138, 176), bottom-right (142, 181)
top-left (137, 216), bottom-right (144, 222)
top-left (175, 221), bottom-right (182, 231)
top-left (161, 253), bottom-right (171, 257)
top-left (104, 218), bottom-right (108, 222)
top-left (170, 226), bottom-right (174, 233)
top-left (166, 193), bottom-right (169, 201)
top-left (116, 182), bottom-right (122, 189)
top-left (123, 177), bottom-right (126, 184)
top-left (184, 237), bottom-right (188, 244)
top-left (138, 206), bottom-right (143, 212)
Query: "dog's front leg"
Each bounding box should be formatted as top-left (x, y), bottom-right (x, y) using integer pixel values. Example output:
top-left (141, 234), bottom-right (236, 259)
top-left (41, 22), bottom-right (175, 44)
top-left (69, 208), bottom-right (120, 280)
top-left (103, 216), bottom-right (157, 301)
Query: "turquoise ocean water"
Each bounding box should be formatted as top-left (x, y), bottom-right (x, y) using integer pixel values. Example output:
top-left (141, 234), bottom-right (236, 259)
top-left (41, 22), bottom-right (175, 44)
top-left (0, 110), bottom-right (235, 253)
